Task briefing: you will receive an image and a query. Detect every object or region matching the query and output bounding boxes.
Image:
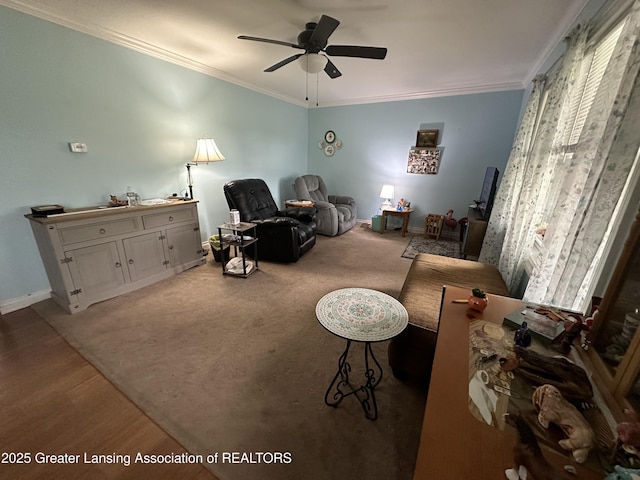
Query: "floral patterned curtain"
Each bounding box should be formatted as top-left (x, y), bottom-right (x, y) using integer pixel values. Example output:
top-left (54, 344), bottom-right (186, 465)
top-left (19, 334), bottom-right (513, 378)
top-left (477, 75), bottom-right (544, 290)
top-left (481, 0), bottom-right (640, 310)
top-left (479, 24), bottom-right (590, 292)
top-left (526, 3), bottom-right (640, 309)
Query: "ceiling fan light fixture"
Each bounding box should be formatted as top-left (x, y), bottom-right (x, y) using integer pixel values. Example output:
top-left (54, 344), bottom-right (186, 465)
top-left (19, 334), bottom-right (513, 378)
top-left (298, 53), bottom-right (327, 73)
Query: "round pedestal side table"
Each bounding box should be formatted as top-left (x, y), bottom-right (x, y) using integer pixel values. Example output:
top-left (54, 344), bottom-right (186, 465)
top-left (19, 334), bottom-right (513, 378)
top-left (316, 288), bottom-right (409, 420)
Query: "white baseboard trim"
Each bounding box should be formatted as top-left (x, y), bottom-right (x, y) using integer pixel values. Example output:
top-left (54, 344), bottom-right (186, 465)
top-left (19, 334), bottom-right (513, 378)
top-left (0, 289), bottom-right (51, 315)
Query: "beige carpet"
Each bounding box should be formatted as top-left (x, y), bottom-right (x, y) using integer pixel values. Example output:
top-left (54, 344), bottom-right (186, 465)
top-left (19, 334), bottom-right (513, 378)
top-left (32, 224), bottom-right (427, 480)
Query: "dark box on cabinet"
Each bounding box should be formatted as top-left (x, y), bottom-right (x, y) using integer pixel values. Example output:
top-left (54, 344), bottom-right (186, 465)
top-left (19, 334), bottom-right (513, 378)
top-left (30, 205), bottom-right (65, 217)
top-left (503, 306), bottom-right (575, 345)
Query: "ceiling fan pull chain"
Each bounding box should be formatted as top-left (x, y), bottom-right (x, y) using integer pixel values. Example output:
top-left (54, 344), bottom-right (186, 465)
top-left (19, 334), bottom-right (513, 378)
top-left (316, 72), bottom-right (319, 107)
top-left (305, 70), bottom-right (309, 101)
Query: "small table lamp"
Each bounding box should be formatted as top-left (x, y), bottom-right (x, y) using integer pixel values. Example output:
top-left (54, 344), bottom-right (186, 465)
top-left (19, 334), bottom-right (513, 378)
top-left (186, 137), bottom-right (225, 199)
top-left (380, 184), bottom-right (395, 208)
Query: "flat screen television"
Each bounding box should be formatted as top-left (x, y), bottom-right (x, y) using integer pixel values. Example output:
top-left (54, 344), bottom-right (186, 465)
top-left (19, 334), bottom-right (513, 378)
top-left (477, 167), bottom-right (499, 219)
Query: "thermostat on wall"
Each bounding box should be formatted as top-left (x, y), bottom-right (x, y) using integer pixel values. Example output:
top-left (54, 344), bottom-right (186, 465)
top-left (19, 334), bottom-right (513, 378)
top-left (68, 142), bottom-right (88, 153)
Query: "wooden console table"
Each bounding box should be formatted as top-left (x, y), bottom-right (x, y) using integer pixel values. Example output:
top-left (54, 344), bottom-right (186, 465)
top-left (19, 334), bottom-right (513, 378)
top-left (26, 200), bottom-right (205, 313)
top-left (412, 285), bottom-right (605, 479)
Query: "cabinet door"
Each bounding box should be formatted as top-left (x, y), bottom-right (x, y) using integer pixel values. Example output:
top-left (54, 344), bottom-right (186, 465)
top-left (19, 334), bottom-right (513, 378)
top-left (122, 232), bottom-right (167, 282)
top-left (463, 220), bottom-right (488, 258)
top-left (599, 215), bottom-right (640, 398)
top-left (65, 242), bottom-right (125, 299)
top-left (591, 241), bottom-right (640, 381)
top-left (165, 224), bottom-right (201, 266)
top-left (587, 208), bottom-right (640, 417)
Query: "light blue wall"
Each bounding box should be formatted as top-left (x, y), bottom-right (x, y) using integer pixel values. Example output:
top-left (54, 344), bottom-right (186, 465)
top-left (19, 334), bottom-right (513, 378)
top-left (0, 7), bottom-right (308, 303)
top-left (307, 91), bottom-right (523, 229)
top-left (0, 6), bottom-right (526, 308)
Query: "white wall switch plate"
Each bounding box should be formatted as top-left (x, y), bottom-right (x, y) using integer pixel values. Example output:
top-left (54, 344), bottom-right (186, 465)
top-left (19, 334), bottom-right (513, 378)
top-left (69, 142), bottom-right (88, 153)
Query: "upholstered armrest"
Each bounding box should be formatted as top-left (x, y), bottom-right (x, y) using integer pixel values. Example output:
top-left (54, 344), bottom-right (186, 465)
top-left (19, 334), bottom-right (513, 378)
top-left (252, 218), bottom-right (301, 263)
top-left (329, 195), bottom-right (355, 206)
top-left (308, 200), bottom-right (333, 211)
top-left (253, 216), bottom-right (299, 227)
top-left (281, 206), bottom-right (317, 224)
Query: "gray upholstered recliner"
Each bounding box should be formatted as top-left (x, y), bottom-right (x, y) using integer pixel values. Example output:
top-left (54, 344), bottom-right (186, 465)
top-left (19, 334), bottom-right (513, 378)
top-left (294, 175), bottom-right (356, 236)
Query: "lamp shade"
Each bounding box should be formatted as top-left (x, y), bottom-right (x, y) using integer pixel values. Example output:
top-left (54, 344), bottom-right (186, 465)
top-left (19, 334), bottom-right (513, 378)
top-left (193, 137), bottom-right (225, 164)
top-left (298, 53), bottom-right (328, 74)
top-left (380, 184), bottom-right (395, 200)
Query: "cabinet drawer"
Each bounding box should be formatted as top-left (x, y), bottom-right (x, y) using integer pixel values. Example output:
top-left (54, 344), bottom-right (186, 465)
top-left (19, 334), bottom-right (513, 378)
top-left (59, 218), bottom-right (140, 245)
top-left (143, 207), bottom-right (195, 229)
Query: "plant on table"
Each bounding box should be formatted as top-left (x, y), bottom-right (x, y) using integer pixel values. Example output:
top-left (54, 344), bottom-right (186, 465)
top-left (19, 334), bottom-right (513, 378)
top-left (468, 288), bottom-right (489, 312)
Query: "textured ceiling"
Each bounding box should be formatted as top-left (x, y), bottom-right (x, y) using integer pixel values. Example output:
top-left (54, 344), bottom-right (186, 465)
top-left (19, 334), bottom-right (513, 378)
top-left (2, 0), bottom-right (587, 107)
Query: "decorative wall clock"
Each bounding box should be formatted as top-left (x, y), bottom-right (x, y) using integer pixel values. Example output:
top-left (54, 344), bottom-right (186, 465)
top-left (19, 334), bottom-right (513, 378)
top-left (318, 130), bottom-right (343, 156)
top-left (324, 130), bottom-right (336, 143)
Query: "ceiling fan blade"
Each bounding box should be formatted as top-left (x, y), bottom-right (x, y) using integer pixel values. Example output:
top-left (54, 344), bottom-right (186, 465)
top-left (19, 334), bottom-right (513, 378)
top-left (325, 45), bottom-right (387, 60)
top-left (264, 54), bottom-right (303, 72)
top-left (238, 35), bottom-right (302, 49)
top-left (324, 59), bottom-right (342, 79)
top-left (309, 15), bottom-right (340, 47)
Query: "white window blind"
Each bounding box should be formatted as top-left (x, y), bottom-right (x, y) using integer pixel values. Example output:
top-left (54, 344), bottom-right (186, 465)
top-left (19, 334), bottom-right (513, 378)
top-left (564, 20), bottom-right (626, 147)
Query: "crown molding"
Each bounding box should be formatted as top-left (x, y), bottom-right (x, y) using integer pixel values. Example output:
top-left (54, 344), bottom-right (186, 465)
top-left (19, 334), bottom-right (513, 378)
top-left (312, 81), bottom-right (526, 108)
top-left (523, 0), bottom-right (588, 84)
top-left (0, 0), bottom-right (310, 106)
top-left (0, 0), bottom-right (526, 109)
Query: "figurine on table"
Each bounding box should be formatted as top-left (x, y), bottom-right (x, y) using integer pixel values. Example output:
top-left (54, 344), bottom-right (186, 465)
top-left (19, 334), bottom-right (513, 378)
top-left (514, 321), bottom-right (532, 348)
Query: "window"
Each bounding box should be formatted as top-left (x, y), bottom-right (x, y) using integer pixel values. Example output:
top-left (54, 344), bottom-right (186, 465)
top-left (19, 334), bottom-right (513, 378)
top-left (562, 20), bottom-right (626, 151)
top-left (524, 13), bottom-right (633, 310)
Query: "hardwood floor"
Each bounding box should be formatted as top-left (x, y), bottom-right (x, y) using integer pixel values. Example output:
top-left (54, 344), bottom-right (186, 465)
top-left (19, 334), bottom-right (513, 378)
top-left (0, 307), bottom-right (218, 480)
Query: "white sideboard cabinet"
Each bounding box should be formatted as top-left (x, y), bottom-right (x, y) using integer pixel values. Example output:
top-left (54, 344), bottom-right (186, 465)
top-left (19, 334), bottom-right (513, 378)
top-left (26, 200), bottom-right (206, 314)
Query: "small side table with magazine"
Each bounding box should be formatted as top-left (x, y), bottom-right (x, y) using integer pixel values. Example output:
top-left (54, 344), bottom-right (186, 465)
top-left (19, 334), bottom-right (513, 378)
top-left (217, 222), bottom-right (258, 277)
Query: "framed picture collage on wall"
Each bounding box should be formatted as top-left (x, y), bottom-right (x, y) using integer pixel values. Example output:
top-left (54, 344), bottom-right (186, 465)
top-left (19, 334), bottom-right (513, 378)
top-left (408, 129), bottom-right (443, 175)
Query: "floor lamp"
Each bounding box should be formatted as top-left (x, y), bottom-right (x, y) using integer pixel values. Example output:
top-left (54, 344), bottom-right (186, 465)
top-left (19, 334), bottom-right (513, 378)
top-left (186, 137), bottom-right (225, 199)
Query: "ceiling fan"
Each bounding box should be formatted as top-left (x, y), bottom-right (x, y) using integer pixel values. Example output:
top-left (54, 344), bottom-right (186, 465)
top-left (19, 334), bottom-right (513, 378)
top-left (238, 15), bottom-right (387, 79)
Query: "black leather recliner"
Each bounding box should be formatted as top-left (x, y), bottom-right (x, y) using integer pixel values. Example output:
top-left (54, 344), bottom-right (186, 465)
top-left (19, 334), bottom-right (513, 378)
top-left (223, 179), bottom-right (317, 263)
